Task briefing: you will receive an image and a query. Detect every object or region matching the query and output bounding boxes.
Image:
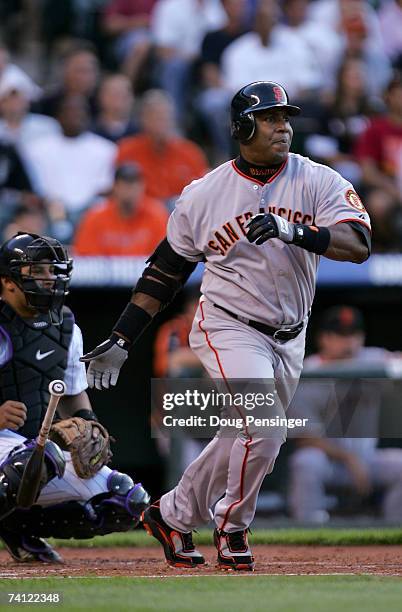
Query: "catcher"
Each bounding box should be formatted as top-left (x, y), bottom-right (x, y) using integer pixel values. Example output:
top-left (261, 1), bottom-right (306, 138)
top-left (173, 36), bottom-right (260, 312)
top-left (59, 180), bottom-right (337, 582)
top-left (0, 232), bottom-right (149, 563)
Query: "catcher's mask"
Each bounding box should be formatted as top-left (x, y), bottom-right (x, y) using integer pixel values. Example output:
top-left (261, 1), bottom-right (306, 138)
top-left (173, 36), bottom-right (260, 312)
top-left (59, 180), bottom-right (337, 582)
top-left (230, 81), bottom-right (301, 142)
top-left (0, 232), bottom-right (73, 325)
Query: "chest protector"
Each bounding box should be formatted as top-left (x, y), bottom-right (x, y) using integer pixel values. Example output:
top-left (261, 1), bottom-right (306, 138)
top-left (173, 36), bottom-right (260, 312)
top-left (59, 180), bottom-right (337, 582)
top-left (0, 302), bottom-right (74, 438)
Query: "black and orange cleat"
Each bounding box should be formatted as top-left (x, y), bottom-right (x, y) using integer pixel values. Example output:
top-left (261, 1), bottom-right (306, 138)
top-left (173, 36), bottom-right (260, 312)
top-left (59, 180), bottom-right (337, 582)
top-left (214, 528), bottom-right (255, 571)
top-left (142, 502), bottom-right (205, 568)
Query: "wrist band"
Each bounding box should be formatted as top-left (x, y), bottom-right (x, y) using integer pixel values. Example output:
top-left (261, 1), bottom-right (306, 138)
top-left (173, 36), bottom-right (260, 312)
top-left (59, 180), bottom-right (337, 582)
top-left (73, 409), bottom-right (98, 422)
top-left (113, 302), bottom-right (152, 345)
top-left (292, 225), bottom-right (330, 255)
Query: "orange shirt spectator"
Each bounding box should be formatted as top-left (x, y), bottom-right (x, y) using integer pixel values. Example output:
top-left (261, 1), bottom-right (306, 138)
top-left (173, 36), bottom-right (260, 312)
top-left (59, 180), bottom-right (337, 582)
top-left (153, 313), bottom-right (192, 378)
top-left (153, 293), bottom-right (201, 377)
top-left (116, 89), bottom-right (208, 201)
top-left (74, 162), bottom-right (168, 256)
top-left (117, 133), bottom-right (208, 200)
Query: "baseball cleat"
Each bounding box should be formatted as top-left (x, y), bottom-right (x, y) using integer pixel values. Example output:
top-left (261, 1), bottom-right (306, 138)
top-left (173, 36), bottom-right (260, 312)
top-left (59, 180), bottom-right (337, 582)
top-left (0, 526), bottom-right (63, 564)
top-left (142, 501), bottom-right (205, 568)
top-left (214, 528), bottom-right (255, 571)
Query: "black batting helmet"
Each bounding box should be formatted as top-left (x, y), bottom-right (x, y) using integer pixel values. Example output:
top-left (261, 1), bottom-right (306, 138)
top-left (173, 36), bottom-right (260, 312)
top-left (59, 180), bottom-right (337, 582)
top-left (231, 81), bottom-right (301, 141)
top-left (0, 232), bottom-right (73, 325)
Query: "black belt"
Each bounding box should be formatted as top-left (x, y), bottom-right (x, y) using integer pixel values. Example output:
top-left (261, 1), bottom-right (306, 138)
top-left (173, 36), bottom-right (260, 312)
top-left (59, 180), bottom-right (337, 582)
top-left (213, 303), bottom-right (304, 343)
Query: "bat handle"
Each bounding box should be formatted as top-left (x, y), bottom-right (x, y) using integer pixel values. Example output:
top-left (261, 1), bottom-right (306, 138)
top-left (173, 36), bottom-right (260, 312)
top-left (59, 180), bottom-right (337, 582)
top-left (37, 396), bottom-right (61, 447)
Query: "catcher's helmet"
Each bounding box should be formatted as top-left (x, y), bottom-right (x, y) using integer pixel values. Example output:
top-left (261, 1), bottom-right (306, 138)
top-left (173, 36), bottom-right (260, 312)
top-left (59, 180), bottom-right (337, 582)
top-left (231, 81), bottom-right (301, 142)
top-left (0, 232), bottom-right (73, 325)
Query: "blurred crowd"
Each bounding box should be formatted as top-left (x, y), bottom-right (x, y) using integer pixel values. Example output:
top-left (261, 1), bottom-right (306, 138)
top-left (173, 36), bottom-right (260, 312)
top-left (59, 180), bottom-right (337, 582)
top-left (1, 0), bottom-right (402, 253)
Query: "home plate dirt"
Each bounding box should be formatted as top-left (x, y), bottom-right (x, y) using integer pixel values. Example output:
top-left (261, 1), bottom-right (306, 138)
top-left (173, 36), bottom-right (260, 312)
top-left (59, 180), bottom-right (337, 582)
top-left (0, 546), bottom-right (401, 578)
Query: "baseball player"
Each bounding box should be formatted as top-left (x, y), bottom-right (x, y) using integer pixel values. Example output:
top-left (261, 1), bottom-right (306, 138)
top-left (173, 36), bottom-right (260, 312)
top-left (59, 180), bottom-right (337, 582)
top-left (288, 306), bottom-right (402, 524)
top-left (0, 233), bottom-right (149, 564)
top-left (81, 81), bottom-right (371, 571)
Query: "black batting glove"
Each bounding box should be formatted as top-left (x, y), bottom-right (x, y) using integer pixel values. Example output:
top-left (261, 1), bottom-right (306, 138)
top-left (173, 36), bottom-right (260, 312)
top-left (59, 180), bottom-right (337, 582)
top-left (80, 333), bottom-right (130, 390)
top-left (246, 212), bottom-right (295, 246)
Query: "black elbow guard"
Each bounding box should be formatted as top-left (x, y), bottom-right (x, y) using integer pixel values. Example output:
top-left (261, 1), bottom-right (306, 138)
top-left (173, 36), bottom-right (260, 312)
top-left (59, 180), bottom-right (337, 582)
top-left (133, 238), bottom-right (197, 308)
top-left (146, 238), bottom-right (195, 273)
top-left (135, 267), bottom-right (182, 302)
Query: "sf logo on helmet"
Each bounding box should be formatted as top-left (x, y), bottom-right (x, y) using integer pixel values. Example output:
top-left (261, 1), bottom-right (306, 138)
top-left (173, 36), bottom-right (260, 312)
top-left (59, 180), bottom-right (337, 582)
top-left (273, 86), bottom-right (285, 103)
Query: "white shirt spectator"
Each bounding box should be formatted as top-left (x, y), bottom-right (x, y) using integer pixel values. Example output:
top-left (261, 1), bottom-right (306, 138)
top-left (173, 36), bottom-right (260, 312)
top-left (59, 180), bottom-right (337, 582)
top-left (24, 132), bottom-right (116, 214)
top-left (151, 0), bottom-right (227, 56)
top-left (286, 20), bottom-right (342, 91)
top-left (308, 0), bottom-right (391, 96)
top-left (308, 0), bottom-right (385, 50)
top-left (0, 69), bottom-right (60, 154)
top-left (0, 114), bottom-right (60, 149)
top-left (0, 64), bottom-right (41, 101)
top-left (221, 27), bottom-right (321, 97)
top-left (379, 0), bottom-right (402, 61)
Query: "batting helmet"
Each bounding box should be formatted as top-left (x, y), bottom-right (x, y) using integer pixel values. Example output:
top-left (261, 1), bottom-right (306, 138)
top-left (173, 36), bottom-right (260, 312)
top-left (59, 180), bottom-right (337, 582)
top-left (0, 232), bottom-right (73, 324)
top-left (231, 81), bottom-right (301, 142)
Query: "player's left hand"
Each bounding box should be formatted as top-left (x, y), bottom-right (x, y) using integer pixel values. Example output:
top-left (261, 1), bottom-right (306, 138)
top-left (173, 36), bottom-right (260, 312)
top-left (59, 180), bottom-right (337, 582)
top-left (80, 333), bottom-right (129, 390)
top-left (246, 213), bottom-right (295, 245)
top-left (49, 417), bottom-right (112, 478)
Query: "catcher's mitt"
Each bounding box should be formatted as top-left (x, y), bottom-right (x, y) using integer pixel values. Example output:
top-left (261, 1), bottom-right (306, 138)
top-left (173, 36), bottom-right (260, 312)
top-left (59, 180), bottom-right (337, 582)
top-left (49, 417), bottom-right (112, 479)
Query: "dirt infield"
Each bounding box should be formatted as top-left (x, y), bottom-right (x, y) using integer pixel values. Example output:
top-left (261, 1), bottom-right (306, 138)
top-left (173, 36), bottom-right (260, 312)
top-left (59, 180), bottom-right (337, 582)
top-left (0, 545), bottom-right (401, 578)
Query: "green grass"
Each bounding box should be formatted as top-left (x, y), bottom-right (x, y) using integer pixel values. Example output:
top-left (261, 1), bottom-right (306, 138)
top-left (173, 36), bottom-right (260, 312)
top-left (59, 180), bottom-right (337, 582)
top-left (1, 576), bottom-right (402, 612)
top-left (6, 526), bottom-right (399, 549)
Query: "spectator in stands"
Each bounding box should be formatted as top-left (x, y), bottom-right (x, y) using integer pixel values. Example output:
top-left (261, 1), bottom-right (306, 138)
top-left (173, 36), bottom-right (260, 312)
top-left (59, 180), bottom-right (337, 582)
top-left (308, 0), bottom-right (391, 96)
top-left (282, 0), bottom-right (341, 92)
top-left (1, 205), bottom-right (47, 242)
top-left (154, 289), bottom-right (201, 378)
top-left (73, 162), bottom-right (168, 256)
top-left (92, 73), bottom-right (137, 142)
top-left (151, 0), bottom-right (227, 118)
top-left (355, 75), bottom-right (402, 204)
top-left (379, 0), bottom-right (402, 69)
top-left (34, 41), bottom-right (100, 119)
top-left (196, 0), bottom-right (249, 161)
top-left (288, 306), bottom-right (402, 524)
top-left (0, 71), bottom-right (60, 153)
top-left (24, 94), bottom-right (116, 233)
top-left (117, 89), bottom-right (208, 203)
top-left (0, 142), bottom-right (36, 232)
top-left (102, 0), bottom-right (157, 84)
top-left (305, 56), bottom-right (378, 186)
top-left (0, 41), bottom-right (41, 102)
top-left (0, 142), bottom-right (32, 194)
top-left (200, 0), bottom-right (249, 85)
top-left (221, 0), bottom-right (322, 97)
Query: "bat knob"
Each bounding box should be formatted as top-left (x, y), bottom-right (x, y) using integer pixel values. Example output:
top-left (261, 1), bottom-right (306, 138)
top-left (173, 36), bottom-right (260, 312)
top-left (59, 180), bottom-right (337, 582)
top-left (49, 380), bottom-right (67, 397)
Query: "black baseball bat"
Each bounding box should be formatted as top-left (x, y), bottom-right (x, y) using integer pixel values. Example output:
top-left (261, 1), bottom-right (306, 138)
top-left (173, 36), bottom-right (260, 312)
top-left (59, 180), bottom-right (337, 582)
top-left (16, 380), bottom-right (66, 509)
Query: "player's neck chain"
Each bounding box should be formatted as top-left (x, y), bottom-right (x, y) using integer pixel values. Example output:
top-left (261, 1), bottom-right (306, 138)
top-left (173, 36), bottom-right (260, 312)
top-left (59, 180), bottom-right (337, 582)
top-left (234, 156), bottom-right (283, 184)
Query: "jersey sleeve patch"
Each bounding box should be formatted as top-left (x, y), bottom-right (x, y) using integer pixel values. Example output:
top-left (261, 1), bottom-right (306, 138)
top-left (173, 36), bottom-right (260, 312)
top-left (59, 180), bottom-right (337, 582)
top-left (345, 189), bottom-right (366, 213)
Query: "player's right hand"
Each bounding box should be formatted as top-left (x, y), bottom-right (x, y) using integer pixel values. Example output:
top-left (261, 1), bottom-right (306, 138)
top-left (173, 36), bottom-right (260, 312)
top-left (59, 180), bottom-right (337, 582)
top-left (80, 333), bottom-right (129, 390)
top-left (0, 400), bottom-right (27, 430)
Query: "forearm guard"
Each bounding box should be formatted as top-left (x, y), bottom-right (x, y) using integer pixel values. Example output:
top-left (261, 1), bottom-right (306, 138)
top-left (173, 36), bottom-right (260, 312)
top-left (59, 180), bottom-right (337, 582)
top-left (133, 238), bottom-right (197, 308)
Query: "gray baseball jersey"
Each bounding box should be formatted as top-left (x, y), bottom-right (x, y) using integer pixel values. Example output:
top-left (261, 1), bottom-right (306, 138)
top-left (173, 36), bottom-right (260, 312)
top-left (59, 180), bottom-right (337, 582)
top-left (167, 153), bottom-right (371, 326)
top-left (160, 153), bottom-right (371, 533)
